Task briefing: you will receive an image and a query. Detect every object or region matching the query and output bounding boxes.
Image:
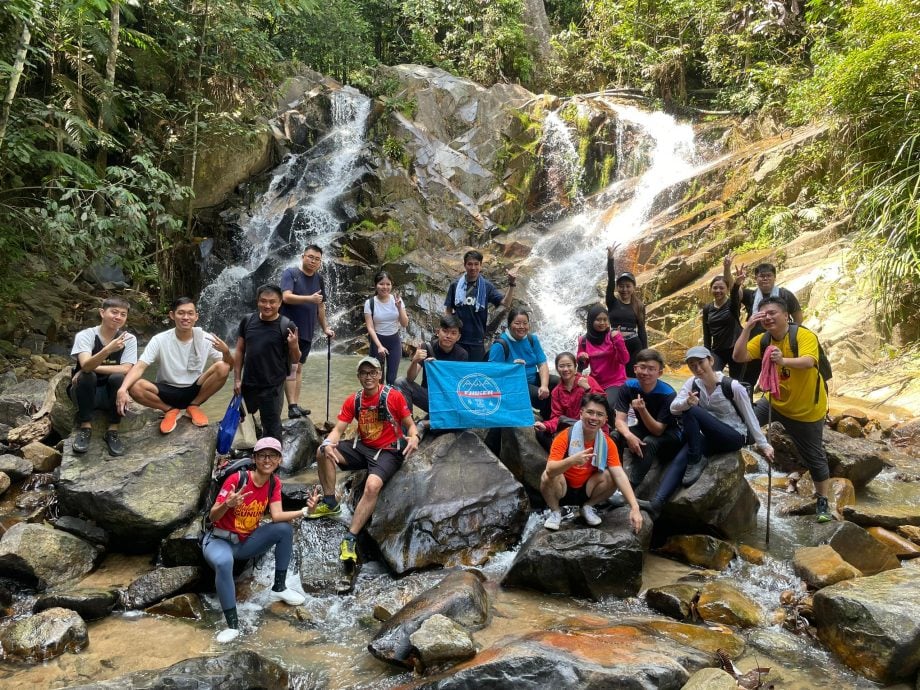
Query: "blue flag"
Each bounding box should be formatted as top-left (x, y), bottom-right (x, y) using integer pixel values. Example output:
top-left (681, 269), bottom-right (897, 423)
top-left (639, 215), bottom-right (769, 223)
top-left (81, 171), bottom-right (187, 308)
top-left (426, 360), bottom-right (534, 429)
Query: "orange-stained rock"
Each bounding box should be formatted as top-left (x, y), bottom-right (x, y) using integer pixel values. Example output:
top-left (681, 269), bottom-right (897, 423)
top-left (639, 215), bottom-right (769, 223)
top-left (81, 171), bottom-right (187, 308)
top-left (835, 417), bottom-right (865, 438)
top-left (697, 581), bottom-right (763, 628)
top-left (793, 545), bottom-right (861, 589)
top-left (636, 619), bottom-right (745, 658)
top-left (658, 534), bottom-right (736, 571)
top-left (897, 525), bottom-right (920, 545)
top-left (738, 544), bottom-right (765, 565)
top-left (829, 477), bottom-right (856, 519)
top-left (867, 527), bottom-right (920, 559)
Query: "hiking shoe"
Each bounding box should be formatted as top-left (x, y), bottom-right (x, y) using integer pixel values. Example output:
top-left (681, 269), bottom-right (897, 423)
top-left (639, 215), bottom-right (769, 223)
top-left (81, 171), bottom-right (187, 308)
top-left (638, 499), bottom-right (663, 520)
top-left (544, 510), bottom-right (562, 531)
top-left (306, 501), bottom-right (341, 519)
top-left (607, 494), bottom-right (627, 509)
top-left (682, 456), bottom-right (709, 487)
top-left (581, 504), bottom-right (602, 527)
top-left (816, 495), bottom-right (833, 523)
top-left (269, 588), bottom-right (306, 606)
top-left (288, 404), bottom-right (310, 418)
top-left (72, 428), bottom-right (92, 454)
top-left (186, 405), bottom-right (209, 427)
top-left (216, 628), bottom-right (239, 643)
top-left (104, 430), bottom-right (125, 457)
top-left (340, 536), bottom-right (358, 563)
top-left (160, 408), bottom-right (181, 434)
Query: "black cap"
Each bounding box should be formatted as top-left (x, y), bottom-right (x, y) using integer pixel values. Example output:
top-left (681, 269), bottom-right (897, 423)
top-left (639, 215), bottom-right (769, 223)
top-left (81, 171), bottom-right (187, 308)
top-left (616, 272), bottom-right (637, 285)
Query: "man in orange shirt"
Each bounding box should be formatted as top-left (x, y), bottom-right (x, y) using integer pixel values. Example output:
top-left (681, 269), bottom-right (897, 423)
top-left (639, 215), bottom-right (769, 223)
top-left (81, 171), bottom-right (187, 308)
top-left (541, 392), bottom-right (643, 533)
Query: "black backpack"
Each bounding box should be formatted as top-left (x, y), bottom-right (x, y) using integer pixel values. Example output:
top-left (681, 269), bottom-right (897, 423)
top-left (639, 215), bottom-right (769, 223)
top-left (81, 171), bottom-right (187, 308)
top-left (199, 457), bottom-right (276, 544)
top-left (691, 376), bottom-right (752, 421)
top-left (353, 385), bottom-right (403, 449)
top-left (759, 324), bottom-right (832, 403)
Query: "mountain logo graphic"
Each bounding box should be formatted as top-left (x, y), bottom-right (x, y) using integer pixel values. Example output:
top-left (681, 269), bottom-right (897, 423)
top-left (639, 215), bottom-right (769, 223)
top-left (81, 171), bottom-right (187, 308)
top-left (456, 373), bottom-right (503, 416)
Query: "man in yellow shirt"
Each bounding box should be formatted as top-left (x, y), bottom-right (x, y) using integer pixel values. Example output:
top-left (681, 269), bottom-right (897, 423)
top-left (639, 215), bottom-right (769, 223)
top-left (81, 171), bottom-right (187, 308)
top-left (733, 296), bottom-right (832, 522)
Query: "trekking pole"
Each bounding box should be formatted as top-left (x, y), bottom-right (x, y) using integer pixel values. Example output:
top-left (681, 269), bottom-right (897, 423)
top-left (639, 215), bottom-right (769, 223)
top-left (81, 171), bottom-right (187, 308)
top-left (325, 336), bottom-right (331, 425)
top-left (766, 398), bottom-right (773, 546)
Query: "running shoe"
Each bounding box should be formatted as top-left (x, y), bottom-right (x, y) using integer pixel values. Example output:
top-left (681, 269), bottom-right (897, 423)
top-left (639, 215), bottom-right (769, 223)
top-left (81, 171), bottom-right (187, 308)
top-left (269, 588), bottom-right (306, 605)
top-left (288, 404), bottom-right (311, 418)
top-left (160, 408), bottom-right (181, 434)
top-left (103, 430), bottom-right (125, 456)
top-left (682, 455), bottom-right (709, 487)
top-left (186, 405), bottom-right (209, 427)
top-left (306, 501), bottom-right (341, 519)
top-left (816, 495), bottom-right (833, 523)
top-left (216, 628), bottom-right (239, 643)
top-left (581, 504), bottom-right (602, 526)
top-left (72, 427), bottom-right (92, 454)
top-left (340, 536), bottom-right (358, 562)
top-left (544, 510), bottom-right (562, 531)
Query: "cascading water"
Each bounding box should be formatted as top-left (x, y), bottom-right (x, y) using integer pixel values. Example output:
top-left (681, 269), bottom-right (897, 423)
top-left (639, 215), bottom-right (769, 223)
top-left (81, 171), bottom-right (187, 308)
top-left (199, 88), bottom-right (371, 339)
top-left (540, 110), bottom-right (585, 211)
top-left (526, 104), bottom-right (699, 356)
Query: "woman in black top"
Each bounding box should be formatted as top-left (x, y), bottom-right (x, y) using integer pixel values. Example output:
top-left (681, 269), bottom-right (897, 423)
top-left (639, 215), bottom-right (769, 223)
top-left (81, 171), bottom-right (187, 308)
top-left (605, 243), bottom-right (647, 378)
top-left (702, 273), bottom-right (743, 378)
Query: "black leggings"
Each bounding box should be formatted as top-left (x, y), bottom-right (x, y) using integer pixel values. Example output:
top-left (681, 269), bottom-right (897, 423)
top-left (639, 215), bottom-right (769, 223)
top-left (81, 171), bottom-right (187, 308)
top-left (69, 371), bottom-right (124, 425)
top-left (370, 333), bottom-right (401, 385)
top-left (712, 347), bottom-right (744, 379)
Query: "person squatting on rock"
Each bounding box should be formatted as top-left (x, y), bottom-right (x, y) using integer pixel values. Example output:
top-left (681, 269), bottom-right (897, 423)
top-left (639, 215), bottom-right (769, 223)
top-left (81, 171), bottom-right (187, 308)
top-left (310, 356), bottom-right (419, 563)
top-left (642, 346), bottom-right (775, 519)
top-left (233, 284), bottom-right (301, 441)
top-left (115, 297), bottom-right (232, 434)
top-left (613, 349), bottom-right (682, 490)
top-left (605, 243), bottom-right (648, 378)
top-left (533, 351), bottom-right (604, 451)
top-left (364, 270), bottom-right (409, 385)
top-left (394, 314), bottom-right (468, 421)
top-left (577, 303), bottom-right (630, 412)
top-left (702, 256), bottom-right (743, 378)
top-left (69, 297), bottom-right (137, 457)
top-left (732, 295), bottom-right (833, 522)
top-left (201, 436), bottom-right (308, 643)
top-left (541, 393), bottom-right (643, 533)
top-left (488, 307), bottom-right (558, 421)
top-left (444, 249), bottom-right (517, 362)
top-left (733, 261), bottom-right (803, 387)
top-left (281, 243), bottom-right (335, 420)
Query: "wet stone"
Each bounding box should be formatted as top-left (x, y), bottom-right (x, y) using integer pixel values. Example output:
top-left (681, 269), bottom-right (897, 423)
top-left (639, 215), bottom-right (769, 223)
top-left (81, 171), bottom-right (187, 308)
top-left (34, 587), bottom-right (118, 620)
top-left (145, 593), bottom-right (206, 620)
top-left (843, 504), bottom-right (920, 532)
top-left (682, 667), bottom-right (739, 690)
top-left (815, 520), bottom-right (901, 575)
top-left (0, 523), bottom-right (99, 589)
top-left (644, 583), bottom-right (700, 621)
top-left (899, 525), bottom-right (920, 545)
top-left (0, 607), bottom-right (88, 662)
top-left (280, 416), bottom-right (319, 475)
top-left (0, 471), bottom-right (9, 496)
top-left (21, 441), bottom-right (61, 472)
top-left (696, 581), bottom-right (762, 628)
top-left (867, 526), bottom-right (920, 559)
top-left (158, 518), bottom-right (205, 568)
top-left (737, 544), bottom-right (765, 565)
top-left (793, 545), bottom-right (862, 589)
top-left (0, 453), bottom-right (32, 480)
top-left (0, 379), bottom-right (48, 426)
top-left (409, 613), bottom-right (477, 668)
top-left (52, 516), bottom-right (109, 549)
top-left (121, 566), bottom-right (202, 609)
top-left (657, 534), bottom-right (737, 571)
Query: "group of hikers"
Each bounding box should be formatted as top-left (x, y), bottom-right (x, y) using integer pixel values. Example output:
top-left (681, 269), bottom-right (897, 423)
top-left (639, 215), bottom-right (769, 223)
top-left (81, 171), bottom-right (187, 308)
top-left (68, 243), bottom-right (832, 642)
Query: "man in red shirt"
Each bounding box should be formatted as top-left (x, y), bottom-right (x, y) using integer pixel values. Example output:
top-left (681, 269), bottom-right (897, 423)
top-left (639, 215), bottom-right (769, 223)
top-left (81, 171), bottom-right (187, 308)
top-left (310, 357), bottom-right (419, 562)
top-left (541, 393), bottom-right (643, 533)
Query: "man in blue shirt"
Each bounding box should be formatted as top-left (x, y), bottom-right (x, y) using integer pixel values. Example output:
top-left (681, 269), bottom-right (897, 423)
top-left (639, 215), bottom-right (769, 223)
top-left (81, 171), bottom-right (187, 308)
top-left (444, 249), bottom-right (516, 361)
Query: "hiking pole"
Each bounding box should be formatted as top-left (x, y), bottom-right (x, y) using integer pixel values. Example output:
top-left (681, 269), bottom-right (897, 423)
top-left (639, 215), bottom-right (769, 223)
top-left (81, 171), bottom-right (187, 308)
top-left (766, 398), bottom-right (773, 546)
top-left (325, 336), bottom-right (331, 425)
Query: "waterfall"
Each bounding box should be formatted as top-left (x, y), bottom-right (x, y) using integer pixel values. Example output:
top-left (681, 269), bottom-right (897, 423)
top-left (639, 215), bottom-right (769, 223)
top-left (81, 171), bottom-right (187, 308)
top-left (199, 87), bottom-right (371, 339)
top-left (540, 110), bottom-right (585, 211)
top-left (525, 104), bottom-right (698, 357)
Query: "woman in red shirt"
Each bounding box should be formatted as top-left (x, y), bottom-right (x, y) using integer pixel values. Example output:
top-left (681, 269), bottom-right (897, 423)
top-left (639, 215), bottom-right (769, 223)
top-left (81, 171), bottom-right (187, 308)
top-left (534, 352), bottom-right (604, 450)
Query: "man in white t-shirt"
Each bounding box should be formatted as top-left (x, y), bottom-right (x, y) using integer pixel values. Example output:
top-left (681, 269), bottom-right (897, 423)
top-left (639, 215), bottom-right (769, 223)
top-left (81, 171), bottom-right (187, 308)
top-left (116, 297), bottom-right (233, 434)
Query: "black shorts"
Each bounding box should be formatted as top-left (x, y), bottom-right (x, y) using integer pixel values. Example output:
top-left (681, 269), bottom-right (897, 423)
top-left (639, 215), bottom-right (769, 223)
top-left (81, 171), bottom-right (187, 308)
top-left (334, 440), bottom-right (403, 483)
top-left (297, 338), bottom-right (313, 364)
top-left (560, 483), bottom-right (590, 507)
top-left (157, 382), bottom-right (201, 409)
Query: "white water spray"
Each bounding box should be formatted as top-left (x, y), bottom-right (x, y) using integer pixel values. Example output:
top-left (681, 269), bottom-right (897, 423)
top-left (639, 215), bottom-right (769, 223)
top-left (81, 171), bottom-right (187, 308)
top-left (541, 110), bottom-right (585, 210)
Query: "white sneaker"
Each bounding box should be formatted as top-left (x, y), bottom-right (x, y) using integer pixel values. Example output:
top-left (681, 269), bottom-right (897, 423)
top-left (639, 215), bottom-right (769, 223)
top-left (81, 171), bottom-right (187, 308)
top-left (216, 628), bottom-right (239, 643)
top-left (581, 504), bottom-right (602, 526)
top-left (269, 588), bottom-right (306, 606)
top-left (544, 510), bottom-right (562, 531)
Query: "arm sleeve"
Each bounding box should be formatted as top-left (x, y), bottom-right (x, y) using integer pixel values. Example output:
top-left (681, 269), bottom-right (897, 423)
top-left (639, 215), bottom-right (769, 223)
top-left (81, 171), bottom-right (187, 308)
top-left (237, 317), bottom-right (249, 340)
top-left (741, 288), bottom-right (755, 319)
top-left (363, 299), bottom-right (372, 316)
top-left (337, 395), bottom-right (357, 424)
top-left (487, 281), bottom-right (504, 307)
top-left (544, 390), bottom-right (564, 434)
top-left (532, 335), bottom-right (547, 365)
top-left (279, 268), bottom-right (294, 293)
top-left (121, 335), bottom-right (138, 364)
top-left (701, 305), bottom-right (712, 350)
top-left (671, 377), bottom-right (694, 413)
top-left (139, 336), bottom-right (160, 366)
top-left (746, 337), bottom-right (762, 361)
top-left (548, 429), bottom-right (569, 461)
top-left (637, 305), bottom-right (648, 348)
top-left (604, 256), bottom-right (617, 312)
top-left (487, 342), bottom-right (503, 362)
top-left (603, 434), bottom-right (621, 468)
top-left (733, 380), bottom-right (769, 448)
top-left (388, 390), bottom-right (412, 421)
top-left (612, 331), bottom-right (629, 365)
top-left (71, 328), bottom-right (94, 356)
top-left (270, 478), bottom-right (283, 503)
top-left (586, 375), bottom-right (604, 394)
top-left (614, 385), bottom-right (631, 414)
top-left (444, 282), bottom-right (456, 310)
top-left (656, 391), bottom-right (676, 425)
top-left (730, 285), bottom-right (742, 319)
top-left (783, 289), bottom-right (802, 320)
top-left (319, 275), bottom-right (327, 301)
top-left (797, 328), bottom-right (820, 365)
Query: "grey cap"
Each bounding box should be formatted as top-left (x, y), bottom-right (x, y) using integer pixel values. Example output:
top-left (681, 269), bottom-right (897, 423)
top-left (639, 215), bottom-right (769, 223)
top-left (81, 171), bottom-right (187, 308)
top-left (357, 356), bottom-right (382, 372)
top-left (685, 346), bottom-right (712, 361)
top-left (616, 272), bottom-right (637, 284)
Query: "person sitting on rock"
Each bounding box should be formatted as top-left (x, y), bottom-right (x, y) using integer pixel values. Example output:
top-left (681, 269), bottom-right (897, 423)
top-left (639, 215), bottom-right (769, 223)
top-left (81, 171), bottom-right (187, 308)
top-left (541, 392), bottom-right (642, 533)
top-left (533, 351), bottom-right (604, 451)
top-left (69, 297), bottom-right (137, 457)
top-left (202, 436), bottom-right (308, 643)
top-left (394, 314), bottom-right (468, 422)
top-left (576, 304), bottom-right (630, 411)
top-left (642, 346), bottom-right (774, 518)
top-left (732, 295), bottom-right (832, 522)
top-left (309, 356), bottom-right (419, 563)
top-left (613, 348), bottom-right (682, 488)
top-left (116, 297), bottom-right (233, 433)
top-left (444, 249), bottom-right (516, 361)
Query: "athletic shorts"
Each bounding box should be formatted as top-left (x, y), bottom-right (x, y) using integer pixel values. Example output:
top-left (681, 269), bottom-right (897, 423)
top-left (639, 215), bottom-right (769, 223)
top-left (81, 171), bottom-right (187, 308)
top-left (157, 382), bottom-right (201, 409)
top-left (560, 483), bottom-right (590, 507)
top-left (297, 338), bottom-right (313, 364)
top-left (334, 440), bottom-right (403, 483)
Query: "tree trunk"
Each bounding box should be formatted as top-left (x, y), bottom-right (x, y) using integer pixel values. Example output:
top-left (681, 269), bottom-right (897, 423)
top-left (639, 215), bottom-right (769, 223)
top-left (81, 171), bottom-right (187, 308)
top-left (185, 0), bottom-right (210, 235)
top-left (94, 1), bottom-right (121, 180)
top-left (0, 19), bottom-right (33, 152)
top-left (520, 0), bottom-right (554, 65)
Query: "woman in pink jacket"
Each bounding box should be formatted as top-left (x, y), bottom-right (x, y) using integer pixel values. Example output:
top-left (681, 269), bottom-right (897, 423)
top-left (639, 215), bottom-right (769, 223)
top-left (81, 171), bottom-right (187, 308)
top-left (534, 352), bottom-right (605, 450)
top-left (576, 304), bottom-right (630, 411)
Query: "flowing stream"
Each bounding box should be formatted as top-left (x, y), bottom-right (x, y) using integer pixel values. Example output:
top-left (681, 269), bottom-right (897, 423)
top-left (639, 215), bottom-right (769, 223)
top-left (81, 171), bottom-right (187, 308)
top-left (526, 104), bottom-right (698, 357)
top-left (198, 88), bottom-right (371, 340)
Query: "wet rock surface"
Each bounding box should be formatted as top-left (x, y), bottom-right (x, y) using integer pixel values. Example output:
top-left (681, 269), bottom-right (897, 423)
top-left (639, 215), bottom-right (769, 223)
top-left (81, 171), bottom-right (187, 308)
top-left (33, 587), bottom-right (118, 620)
top-left (503, 506), bottom-right (652, 599)
top-left (645, 583), bottom-right (700, 621)
top-left (815, 519), bottom-right (901, 575)
top-left (793, 545), bottom-right (862, 589)
top-left (0, 607), bottom-right (88, 662)
top-left (814, 567), bottom-right (920, 683)
top-left (121, 566), bottom-right (202, 609)
top-left (21, 441), bottom-right (61, 472)
top-left (0, 523), bottom-right (99, 589)
top-left (682, 667), bottom-right (739, 690)
top-left (367, 431), bottom-right (529, 574)
top-left (0, 379), bottom-right (49, 426)
top-left (498, 426), bottom-right (547, 494)
top-left (657, 534), bottom-right (737, 571)
top-left (409, 613), bottom-right (477, 667)
top-left (145, 593), bottom-right (206, 620)
top-left (868, 526), bottom-right (920, 558)
top-left (842, 504), bottom-right (920, 531)
top-left (297, 517), bottom-right (353, 594)
top-left (280, 416), bottom-right (320, 475)
top-left (51, 516), bottom-right (109, 549)
top-left (0, 453), bottom-right (33, 480)
top-left (57, 421), bottom-right (214, 550)
top-left (158, 518), bottom-right (205, 567)
top-left (369, 570), bottom-right (489, 667)
top-left (696, 581), bottom-right (763, 628)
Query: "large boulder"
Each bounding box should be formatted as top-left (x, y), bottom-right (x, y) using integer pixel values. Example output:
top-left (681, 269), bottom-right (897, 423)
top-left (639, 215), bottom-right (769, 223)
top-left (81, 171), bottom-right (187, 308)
top-left (121, 566), bottom-right (202, 609)
top-left (814, 567), bottom-right (920, 683)
top-left (63, 650), bottom-right (295, 689)
top-left (696, 581), bottom-right (763, 628)
top-left (842, 504), bottom-right (920, 531)
top-left (650, 452), bottom-right (760, 540)
top-left (499, 426), bottom-right (547, 494)
top-left (57, 421), bottom-right (214, 550)
top-left (793, 545), bottom-right (861, 589)
top-left (0, 607), bottom-right (88, 662)
top-left (33, 587), bottom-right (118, 620)
top-left (0, 379), bottom-right (48, 426)
top-left (503, 506), bottom-right (653, 600)
top-left (815, 520), bottom-right (901, 575)
top-left (280, 416), bottom-right (319, 475)
top-left (0, 523), bottom-right (99, 589)
top-left (158, 519), bottom-right (205, 568)
top-left (409, 613), bottom-right (477, 668)
top-left (0, 453), bottom-right (33, 480)
top-left (770, 426), bottom-right (885, 488)
top-left (369, 570), bottom-right (489, 668)
top-left (657, 535), bottom-right (737, 570)
top-left (297, 517), bottom-right (354, 595)
top-left (366, 431), bottom-right (529, 574)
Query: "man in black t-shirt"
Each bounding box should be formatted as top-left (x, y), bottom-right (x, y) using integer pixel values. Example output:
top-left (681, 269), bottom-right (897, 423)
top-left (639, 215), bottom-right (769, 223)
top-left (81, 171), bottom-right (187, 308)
top-left (233, 284), bottom-right (300, 441)
top-left (395, 314), bottom-right (468, 415)
top-left (613, 349), bottom-right (681, 488)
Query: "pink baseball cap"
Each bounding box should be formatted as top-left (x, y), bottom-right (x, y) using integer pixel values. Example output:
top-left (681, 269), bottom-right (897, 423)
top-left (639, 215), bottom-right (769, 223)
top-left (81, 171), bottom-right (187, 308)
top-left (253, 437), bottom-right (283, 454)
